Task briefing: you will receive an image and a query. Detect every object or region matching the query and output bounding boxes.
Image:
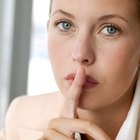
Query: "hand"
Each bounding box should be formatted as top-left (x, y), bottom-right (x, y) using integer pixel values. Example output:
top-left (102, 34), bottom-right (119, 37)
top-left (40, 67), bottom-right (112, 140)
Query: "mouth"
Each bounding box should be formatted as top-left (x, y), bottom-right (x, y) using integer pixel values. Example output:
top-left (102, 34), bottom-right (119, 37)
top-left (65, 73), bottom-right (99, 89)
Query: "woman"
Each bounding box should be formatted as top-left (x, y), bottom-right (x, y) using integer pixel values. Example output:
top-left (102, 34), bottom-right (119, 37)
top-left (0, 0), bottom-right (140, 139)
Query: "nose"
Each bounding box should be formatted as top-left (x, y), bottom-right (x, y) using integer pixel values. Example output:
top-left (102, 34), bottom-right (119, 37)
top-left (72, 36), bottom-right (95, 66)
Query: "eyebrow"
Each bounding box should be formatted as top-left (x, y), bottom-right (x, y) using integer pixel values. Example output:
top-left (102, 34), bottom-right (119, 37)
top-left (98, 14), bottom-right (128, 23)
top-left (51, 9), bottom-right (128, 23)
top-left (51, 9), bottom-right (75, 19)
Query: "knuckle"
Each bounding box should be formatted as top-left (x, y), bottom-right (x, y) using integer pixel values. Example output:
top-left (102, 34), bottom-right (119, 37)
top-left (47, 129), bottom-right (55, 135)
top-left (48, 118), bottom-right (59, 128)
top-left (85, 120), bottom-right (92, 128)
top-left (68, 130), bottom-right (74, 138)
top-left (47, 119), bottom-right (54, 128)
top-left (43, 129), bottom-right (55, 138)
top-left (83, 120), bottom-right (93, 133)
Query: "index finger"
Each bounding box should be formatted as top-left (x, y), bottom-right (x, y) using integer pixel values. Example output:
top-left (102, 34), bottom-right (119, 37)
top-left (61, 66), bottom-right (85, 118)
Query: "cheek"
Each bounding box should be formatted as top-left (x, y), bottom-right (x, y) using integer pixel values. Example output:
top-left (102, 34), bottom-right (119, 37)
top-left (98, 40), bottom-right (140, 92)
top-left (100, 40), bottom-right (140, 73)
top-left (104, 50), bottom-right (137, 83)
top-left (47, 36), bottom-right (71, 82)
top-left (48, 38), bottom-right (65, 65)
top-left (48, 39), bottom-right (58, 61)
top-left (47, 38), bottom-right (64, 87)
top-left (48, 33), bottom-right (73, 67)
top-left (47, 37), bottom-right (72, 94)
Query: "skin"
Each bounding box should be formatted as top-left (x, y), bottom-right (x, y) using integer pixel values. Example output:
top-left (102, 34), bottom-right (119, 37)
top-left (41, 0), bottom-right (140, 139)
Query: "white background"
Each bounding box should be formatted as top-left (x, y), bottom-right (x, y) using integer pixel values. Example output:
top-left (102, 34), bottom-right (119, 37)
top-left (27, 0), bottom-right (58, 95)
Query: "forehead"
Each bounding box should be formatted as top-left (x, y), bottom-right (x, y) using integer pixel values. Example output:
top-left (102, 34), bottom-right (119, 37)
top-left (51, 0), bottom-right (137, 19)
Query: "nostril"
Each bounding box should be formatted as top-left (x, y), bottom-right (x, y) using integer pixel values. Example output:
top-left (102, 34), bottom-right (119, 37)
top-left (72, 51), bottom-right (95, 65)
top-left (82, 59), bottom-right (89, 63)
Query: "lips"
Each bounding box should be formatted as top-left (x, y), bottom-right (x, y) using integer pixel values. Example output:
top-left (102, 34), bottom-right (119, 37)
top-left (65, 73), bottom-right (99, 89)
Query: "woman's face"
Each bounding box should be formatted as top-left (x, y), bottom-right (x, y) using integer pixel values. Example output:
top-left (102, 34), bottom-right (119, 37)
top-left (48, 0), bottom-right (140, 110)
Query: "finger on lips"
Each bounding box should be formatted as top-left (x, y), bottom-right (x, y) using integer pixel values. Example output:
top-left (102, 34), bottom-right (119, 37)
top-left (40, 66), bottom-right (112, 140)
top-left (39, 67), bottom-right (85, 140)
top-left (61, 66), bottom-right (85, 118)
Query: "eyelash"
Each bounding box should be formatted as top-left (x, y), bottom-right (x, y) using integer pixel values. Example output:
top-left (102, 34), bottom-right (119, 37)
top-left (54, 19), bottom-right (121, 37)
top-left (99, 23), bottom-right (121, 36)
top-left (54, 19), bottom-right (73, 32)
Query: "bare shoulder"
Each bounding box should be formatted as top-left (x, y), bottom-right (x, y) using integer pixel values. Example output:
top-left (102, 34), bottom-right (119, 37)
top-left (8, 92), bottom-right (63, 112)
top-left (5, 92), bottom-right (64, 133)
top-left (16, 91), bottom-right (64, 117)
top-left (14, 92), bottom-right (64, 112)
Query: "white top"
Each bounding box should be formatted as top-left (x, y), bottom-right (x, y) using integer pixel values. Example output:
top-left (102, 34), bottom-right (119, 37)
top-left (75, 72), bottom-right (140, 140)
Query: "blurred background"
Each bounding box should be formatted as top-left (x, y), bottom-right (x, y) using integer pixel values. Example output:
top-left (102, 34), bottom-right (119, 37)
top-left (0, 0), bottom-right (58, 129)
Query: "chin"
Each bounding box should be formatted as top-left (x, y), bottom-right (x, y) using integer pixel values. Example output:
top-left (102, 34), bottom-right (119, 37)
top-left (77, 93), bottom-right (98, 110)
top-left (77, 91), bottom-right (109, 111)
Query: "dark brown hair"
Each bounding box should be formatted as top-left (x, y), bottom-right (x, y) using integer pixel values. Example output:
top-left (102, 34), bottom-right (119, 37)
top-left (137, 0), bottom-right (140, 18)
